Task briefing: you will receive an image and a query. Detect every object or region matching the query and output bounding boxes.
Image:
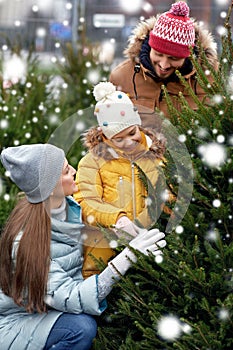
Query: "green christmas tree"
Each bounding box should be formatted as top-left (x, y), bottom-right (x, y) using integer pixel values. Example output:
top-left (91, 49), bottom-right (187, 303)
top-left (92, 4), bottom-right (233, 350)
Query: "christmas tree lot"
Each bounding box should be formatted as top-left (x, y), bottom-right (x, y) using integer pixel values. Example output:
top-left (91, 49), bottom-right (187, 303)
top-left (91, 5), bottom-right (233, 350)
top-left (0, 3), bottom-right (232, 350)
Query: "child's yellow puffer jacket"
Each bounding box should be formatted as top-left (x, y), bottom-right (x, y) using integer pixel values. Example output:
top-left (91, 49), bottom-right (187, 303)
top-left (74, 127), bottom-right (168, 278)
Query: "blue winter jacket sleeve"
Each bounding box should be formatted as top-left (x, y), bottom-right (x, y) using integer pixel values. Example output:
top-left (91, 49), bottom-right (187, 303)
top-left (45, 260), bottom-right (107, 315)
top-left (44, 197), bottom-right (108, 316)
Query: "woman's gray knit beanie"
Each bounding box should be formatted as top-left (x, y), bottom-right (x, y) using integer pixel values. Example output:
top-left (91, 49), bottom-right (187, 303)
top-left (1, 143), bottom-right (65, 203)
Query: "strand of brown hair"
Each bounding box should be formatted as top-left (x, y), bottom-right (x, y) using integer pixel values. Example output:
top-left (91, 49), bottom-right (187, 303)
top-left (0, 196), bottom-right (51, 313)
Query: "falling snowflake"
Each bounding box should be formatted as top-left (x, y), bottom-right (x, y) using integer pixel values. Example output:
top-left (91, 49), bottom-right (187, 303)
top-left (197, 127), bottom-right (208, 139)
top-left (32, 117), bottom-right (39, 123)
top-left (178, 134), bottom-right (186, 142)
top-left (218, 308), bottom-right (230, 321)
top-left (157, 315), bottom-right (182, 341)
top-left (85, 61), bottom-right (92, 68)
top-left (155, 254), bottom-right (163, 264)
top-left (109, 240), bottom-right (118, 249)
top-left (98, 41), bottom-right (115, 65)
top-left (212, 199), bottom-right (221, 208)
top-left (181, 323), bottom-right (192, 334)
top-left (0, 119), bottom-right (9, 129)
top-left (160, 189), bottom-right (170, 201)
top-left (197, 142), bottom-right (227, 168)
top-left (49, 114), bottom-right (59, 125)
top-left (212, 94), bottom-right (223, 104)
top-left (87, 215), bottom-right (95, 224)
top-left (216, 25), bottom-right (227, 37)
top-left (81, 233), bottom-right (88, 242)
top-left (206, 228), bottom-right (220, 241)
top-left (145, 196), bottom-right (153, 206)
top-left (216, 135), bottom-right (225, 143)
top-left (3, 53), bottom-right (27, 85)
top-left (75, 121), bottom-right (86, 132)
top-left (87, 69), bottom-right (101, 84)
top-left (25, 133), bottom-right (31, 139)
top-left (175, 225), bottom-right (184, 234)
top-left (4, 194), bottom-right (10, 201)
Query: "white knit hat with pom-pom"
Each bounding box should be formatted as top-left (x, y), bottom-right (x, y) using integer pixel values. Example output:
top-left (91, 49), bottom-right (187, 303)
top-left (93, 82), bottom-right (141, 139)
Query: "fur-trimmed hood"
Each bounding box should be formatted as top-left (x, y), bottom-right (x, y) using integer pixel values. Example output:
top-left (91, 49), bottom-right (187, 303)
top-left (123, 16), bottom-right (218, 70)
top-left (82, 126), bottom-right (166, 161)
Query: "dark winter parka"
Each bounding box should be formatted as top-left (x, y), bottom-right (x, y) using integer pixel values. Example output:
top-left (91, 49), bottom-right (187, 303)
top-left (109, 17), bottom-right (219, 121)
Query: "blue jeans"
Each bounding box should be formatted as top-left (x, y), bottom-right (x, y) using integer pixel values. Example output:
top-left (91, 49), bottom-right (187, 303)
top-left (44, 313), bottom-right (97, 350)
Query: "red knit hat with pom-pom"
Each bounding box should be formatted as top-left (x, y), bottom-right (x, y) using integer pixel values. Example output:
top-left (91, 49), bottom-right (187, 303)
top-left (149, 1), bottom-right (195, 58)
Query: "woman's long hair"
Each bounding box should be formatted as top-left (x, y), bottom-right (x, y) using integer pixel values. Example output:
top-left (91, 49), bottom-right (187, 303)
top-left (0, 196), bottom-right (51, 313)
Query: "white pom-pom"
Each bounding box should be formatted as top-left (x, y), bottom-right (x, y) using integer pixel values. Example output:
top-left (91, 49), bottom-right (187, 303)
top-left (93, 82), bottom-right (116, 102)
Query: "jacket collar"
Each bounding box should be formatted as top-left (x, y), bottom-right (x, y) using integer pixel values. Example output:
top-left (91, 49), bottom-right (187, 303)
top-left (51, 196), bottom-right (84, 244)
top-left (139, 36), bottom-right (195, 83)
top-left (104, 131), bottom-right (150, 160)
top-left (83, 127), bottom-right (166, 161)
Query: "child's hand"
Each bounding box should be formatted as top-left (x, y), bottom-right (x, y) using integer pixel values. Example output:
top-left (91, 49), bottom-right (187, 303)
top-left (114, 216), bottom-right (138, 238)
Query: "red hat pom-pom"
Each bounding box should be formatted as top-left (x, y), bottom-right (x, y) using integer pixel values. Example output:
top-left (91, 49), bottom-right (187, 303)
top-left (170, 1), bottom-right (189, 17)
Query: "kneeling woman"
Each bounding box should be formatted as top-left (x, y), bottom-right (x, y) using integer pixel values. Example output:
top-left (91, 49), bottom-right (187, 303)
top-left (0, 143), bottom-right (166, 350)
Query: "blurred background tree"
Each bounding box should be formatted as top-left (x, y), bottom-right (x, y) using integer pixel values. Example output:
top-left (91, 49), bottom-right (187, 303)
top-left (0, 38), bottom-right (110, 227)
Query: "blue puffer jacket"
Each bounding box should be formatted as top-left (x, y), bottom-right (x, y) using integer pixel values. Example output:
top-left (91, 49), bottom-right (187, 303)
top-left (0, 196), bottom-right (107, 350)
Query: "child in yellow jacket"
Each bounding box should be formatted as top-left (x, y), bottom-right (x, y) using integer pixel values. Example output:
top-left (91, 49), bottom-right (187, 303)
top-left (74, 82), bottom-right (171, 277)
top-left (74, 81), bottom-right (170, 229)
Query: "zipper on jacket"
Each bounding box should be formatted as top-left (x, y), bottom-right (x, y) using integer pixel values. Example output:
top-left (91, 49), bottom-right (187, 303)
top-left (131, 163), bottom-right (136, 220)
top-left (119, 176), bottom-right (124, 207)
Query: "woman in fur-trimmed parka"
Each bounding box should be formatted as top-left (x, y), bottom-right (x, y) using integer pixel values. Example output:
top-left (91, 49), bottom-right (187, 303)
top-left (109, 1), bottom-right (219, 121)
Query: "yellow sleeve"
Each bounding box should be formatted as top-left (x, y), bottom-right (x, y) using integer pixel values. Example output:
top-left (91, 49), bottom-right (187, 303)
top-left (73, 154), bottom-right (126, 227)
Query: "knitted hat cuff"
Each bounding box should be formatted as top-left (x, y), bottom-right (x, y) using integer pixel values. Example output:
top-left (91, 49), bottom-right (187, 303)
top-left (102, 120), bottom-right (141, 139)
top-left (149, 35), bottom-right (191, 58)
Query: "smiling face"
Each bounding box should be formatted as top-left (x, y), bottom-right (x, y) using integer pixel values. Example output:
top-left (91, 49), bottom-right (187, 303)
top-left (149, 48), bottom-right (185, 79)
top-left (110, 125), bottom-right (142, 151)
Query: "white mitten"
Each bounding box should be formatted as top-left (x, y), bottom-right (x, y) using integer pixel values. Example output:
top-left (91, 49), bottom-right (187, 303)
top-left (114, 216), bottom-right (139, 238)
top-left (129, 228), bottom-right (166, 256)
top-left (108, 228), bottom-right (166, 275)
